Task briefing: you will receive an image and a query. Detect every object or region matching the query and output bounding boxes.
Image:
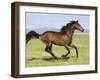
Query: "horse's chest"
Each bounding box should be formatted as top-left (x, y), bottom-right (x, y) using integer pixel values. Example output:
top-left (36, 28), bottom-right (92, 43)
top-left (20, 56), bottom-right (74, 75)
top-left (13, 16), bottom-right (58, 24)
top-left (63, 36), bottom-right (72, 43)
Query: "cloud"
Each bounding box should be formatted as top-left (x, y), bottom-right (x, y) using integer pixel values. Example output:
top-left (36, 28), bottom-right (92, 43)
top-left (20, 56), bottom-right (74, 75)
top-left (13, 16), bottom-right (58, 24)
top-left (27, 25), bottom-right (31, 29)
top-left (26, 25), bottom-right (36, 30)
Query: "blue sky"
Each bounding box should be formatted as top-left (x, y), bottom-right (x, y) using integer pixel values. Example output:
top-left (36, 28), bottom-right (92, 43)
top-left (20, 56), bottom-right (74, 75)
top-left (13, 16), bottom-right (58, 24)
top-left (25, 12), bottom-right (90, 33)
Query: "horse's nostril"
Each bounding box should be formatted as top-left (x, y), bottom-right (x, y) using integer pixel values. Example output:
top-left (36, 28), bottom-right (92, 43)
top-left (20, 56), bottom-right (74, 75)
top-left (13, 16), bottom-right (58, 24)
top-left (82, 29), bottom-right (84, 32)
top-left (83, 29), bottom-right (84, 31)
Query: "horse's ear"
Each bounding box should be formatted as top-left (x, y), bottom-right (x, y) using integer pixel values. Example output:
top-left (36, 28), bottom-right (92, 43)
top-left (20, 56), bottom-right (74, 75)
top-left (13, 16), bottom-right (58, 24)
top-left (76, 20), bottom-right (78, 23)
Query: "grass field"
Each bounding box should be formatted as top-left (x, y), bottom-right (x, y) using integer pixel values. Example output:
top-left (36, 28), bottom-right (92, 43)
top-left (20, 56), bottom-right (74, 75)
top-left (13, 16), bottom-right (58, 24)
top-left (26, 33), bottom-right (90, 67)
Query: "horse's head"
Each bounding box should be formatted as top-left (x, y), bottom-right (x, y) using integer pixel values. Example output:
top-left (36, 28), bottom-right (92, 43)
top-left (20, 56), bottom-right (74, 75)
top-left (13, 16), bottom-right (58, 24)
top-left (60, 20), bottom-right (84, 33)
top-left (72, 20), bottom-right (84, 32)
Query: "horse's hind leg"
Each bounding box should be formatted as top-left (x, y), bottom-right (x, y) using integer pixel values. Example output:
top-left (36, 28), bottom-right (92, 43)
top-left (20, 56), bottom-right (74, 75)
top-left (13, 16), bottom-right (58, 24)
top-left (71, 45), bottom-right (78, 58)
top-left (61, 46), bottom-right (70, 58)
top-left (48, 44), bottom-right (52, 52)
top-left (45, 44), bottom-right (58, 59)
top-left (45, 44), bottom-right (52, 53)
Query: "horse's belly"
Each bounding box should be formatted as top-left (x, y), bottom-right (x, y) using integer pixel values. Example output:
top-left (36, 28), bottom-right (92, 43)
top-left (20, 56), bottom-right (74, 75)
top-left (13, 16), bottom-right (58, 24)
top-left (52, 38), bottom-right (70, 46)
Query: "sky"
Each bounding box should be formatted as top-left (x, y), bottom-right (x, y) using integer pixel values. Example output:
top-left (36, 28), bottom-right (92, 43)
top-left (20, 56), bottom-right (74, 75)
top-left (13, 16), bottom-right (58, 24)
top-left (25, 12), bottom-right (90, 34)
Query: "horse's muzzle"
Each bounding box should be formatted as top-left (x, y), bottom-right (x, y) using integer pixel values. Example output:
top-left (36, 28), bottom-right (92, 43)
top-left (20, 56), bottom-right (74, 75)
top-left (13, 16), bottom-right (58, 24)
top-left (79, 28), bottom-right (84, 32)
top-left (81, 29), bottom-right (84, 32)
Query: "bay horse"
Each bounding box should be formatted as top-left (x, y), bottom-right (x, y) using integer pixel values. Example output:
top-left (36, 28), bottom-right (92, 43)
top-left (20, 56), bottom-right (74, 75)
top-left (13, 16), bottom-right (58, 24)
top-left (26, 20), bottom-right (84, 59)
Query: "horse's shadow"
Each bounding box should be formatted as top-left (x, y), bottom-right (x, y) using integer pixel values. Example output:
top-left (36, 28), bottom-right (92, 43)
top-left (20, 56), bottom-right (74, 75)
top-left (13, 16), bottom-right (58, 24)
top-left (28, 56), bottom-right (70, 62)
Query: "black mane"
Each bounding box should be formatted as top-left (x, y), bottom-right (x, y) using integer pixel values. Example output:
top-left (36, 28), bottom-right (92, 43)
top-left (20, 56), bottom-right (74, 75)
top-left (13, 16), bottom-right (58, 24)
top-left (60, 21), bottom-right (77, 33)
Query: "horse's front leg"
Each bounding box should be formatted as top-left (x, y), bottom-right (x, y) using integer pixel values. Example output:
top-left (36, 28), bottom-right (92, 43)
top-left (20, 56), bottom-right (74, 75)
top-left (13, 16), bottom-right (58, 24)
top-left (61, 46), bottom-right (70, 58)
top-left (70, 44), bottom-right (78, 58)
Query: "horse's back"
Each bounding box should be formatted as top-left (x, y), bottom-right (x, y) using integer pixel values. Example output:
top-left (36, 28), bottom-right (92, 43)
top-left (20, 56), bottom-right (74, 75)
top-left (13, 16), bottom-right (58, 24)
top-left (40, 31), bottom-right (58, 41)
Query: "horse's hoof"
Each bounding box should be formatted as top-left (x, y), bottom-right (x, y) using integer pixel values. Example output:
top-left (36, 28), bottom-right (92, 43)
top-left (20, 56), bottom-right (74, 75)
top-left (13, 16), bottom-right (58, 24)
top-left (61, 55), bottom-right (66, 58)
top-left (55, 57), bottom-right (58, 60)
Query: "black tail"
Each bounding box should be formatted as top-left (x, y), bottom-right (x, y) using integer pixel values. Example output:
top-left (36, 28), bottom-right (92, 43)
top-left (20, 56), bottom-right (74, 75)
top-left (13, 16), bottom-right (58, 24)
top-left (26, 31), bottom-right (40, 43)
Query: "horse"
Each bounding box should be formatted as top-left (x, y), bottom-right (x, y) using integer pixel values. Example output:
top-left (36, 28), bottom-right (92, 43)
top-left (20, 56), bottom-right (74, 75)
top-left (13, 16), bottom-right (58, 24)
top-left (26, 20), bottom-right (84, 59)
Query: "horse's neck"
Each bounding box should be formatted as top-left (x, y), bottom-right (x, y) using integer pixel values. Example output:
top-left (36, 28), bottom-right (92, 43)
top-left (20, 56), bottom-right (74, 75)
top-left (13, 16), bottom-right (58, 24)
top-left (65, 28), bottom-right (75, 38)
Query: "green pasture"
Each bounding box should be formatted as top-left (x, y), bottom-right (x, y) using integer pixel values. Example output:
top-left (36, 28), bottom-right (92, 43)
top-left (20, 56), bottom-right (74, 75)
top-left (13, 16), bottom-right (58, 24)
top-left (26, 33), bottom-right (90, 67)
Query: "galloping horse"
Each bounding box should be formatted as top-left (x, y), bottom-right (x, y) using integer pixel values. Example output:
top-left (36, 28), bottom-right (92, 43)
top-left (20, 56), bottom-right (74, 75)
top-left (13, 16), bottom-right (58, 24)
top-left (26, 20), bottom-right (84, 59)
